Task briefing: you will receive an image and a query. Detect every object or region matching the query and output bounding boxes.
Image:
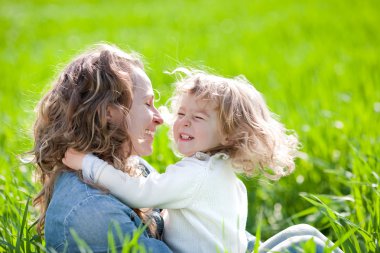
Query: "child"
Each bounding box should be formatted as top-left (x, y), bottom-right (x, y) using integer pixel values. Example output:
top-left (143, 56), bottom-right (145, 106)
top-left (63, 68), bottom-right (299, 253)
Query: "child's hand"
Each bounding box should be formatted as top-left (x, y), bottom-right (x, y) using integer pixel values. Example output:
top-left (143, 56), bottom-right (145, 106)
top-left (62, 148), bottom-right (86, 171)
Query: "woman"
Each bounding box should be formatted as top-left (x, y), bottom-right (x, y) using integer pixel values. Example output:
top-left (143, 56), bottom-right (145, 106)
top-left (32, 43), bottom-right (171, 252)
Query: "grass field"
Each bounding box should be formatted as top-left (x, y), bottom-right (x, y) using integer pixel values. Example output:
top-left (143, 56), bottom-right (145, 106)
top-left (1, 0), bottom-right (379, 252)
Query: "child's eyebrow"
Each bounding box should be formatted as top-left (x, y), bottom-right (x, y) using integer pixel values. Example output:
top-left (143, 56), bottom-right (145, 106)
top-left (196, 109), bottom-right (210, 117)
top-left (178, 106), bottom-right (210, 117)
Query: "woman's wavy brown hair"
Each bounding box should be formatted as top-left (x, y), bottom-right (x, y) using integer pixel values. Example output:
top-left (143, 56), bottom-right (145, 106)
top-left (32, 43), bottom-right (156, 235)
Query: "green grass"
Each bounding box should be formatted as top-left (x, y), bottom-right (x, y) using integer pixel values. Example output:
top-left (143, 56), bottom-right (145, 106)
top-left (1, 0), bottom-right (379, 252)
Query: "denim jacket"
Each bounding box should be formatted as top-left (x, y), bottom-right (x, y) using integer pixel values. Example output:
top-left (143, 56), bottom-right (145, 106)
top-left (45, 172), bottom-right (171, 253)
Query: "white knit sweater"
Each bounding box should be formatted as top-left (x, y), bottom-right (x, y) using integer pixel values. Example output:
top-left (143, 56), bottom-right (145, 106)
top-left (82, 153), bottom-right (248, 253)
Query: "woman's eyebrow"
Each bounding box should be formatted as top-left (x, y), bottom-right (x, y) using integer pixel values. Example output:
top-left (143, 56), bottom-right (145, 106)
top-left (142, 94), bottom-right (154, 100)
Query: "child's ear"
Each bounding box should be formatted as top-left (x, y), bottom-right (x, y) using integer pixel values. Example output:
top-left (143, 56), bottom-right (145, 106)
top-left (221, 136), bottom-right (231, 146)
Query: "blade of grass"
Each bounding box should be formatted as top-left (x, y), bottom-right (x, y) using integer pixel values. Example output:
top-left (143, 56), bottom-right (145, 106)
top-left (16, 197), bottom-right (30, 253)
top-left (253, 209), bottom-right (262, 253)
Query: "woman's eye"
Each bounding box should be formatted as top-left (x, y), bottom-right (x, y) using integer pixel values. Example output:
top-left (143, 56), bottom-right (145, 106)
top-left (145, 102), bottom-right (151, 107)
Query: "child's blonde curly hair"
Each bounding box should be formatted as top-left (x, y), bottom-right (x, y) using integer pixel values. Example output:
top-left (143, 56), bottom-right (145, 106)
top-left (170, 68), bottom-right (299, 179)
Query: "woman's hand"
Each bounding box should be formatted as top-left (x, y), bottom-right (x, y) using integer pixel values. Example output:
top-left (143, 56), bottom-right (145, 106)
top-left (62, 148), bottom-right (86, 171)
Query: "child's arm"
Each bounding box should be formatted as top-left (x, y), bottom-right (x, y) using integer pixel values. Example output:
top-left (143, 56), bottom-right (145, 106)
top-left (81, 154), bottom-right (205, 209)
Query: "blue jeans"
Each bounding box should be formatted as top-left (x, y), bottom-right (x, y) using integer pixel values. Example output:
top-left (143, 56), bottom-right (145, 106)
top-left (246, 224), bottom-right (344, 253)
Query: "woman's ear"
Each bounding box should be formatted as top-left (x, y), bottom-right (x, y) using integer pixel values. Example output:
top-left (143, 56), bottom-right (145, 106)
top-left (106, 105), bottom-right (122, 124)
top-left (106, 107), bottom-right (112, 121)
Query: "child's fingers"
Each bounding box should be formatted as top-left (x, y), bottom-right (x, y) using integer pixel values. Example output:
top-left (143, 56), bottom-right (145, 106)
top-left (62, 156), bottom-right (71, 167)
top-left (62, 157), bottom-right (80, 170)
top-left (63, 148), bottom-right (84, 170)
top-left (66, 148), bottom-right (79, 156)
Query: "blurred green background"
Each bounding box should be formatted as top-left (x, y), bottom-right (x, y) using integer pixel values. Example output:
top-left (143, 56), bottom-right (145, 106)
top-left (1, 0), bottom-right (379, 252)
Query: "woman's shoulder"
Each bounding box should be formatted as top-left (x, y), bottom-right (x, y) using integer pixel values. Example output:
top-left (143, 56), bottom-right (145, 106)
top-left (46, 172), bottom-right (146, 251)
top-left (49, 172), bottom-right (138, 220)
top-left (46, 194), bottom-right (146, 252)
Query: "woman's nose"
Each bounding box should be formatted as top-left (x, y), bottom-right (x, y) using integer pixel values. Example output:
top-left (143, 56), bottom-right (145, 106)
top-left (153, 108), bottom-right (164, 125)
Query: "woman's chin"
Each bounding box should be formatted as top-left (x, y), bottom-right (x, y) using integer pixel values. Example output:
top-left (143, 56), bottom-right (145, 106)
top-left (135, 145), bottom-right (153, 157)
top-left (130, 138), bottom-right (154, 156)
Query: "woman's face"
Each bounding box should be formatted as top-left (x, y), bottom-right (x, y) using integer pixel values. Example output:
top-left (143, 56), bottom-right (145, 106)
top-left (126, 66), bottom-right (163, 156)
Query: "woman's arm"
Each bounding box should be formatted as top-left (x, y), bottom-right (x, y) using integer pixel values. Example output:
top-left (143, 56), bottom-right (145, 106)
top-left (83, 154), bottom-right (206, 209)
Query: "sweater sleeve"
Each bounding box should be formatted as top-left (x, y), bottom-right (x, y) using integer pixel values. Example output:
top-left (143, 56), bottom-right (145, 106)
top-left (82, 154), bottom-right (206, 209)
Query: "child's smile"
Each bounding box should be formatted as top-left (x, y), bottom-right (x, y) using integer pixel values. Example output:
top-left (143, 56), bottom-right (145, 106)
top-left (179, 133), bottom-right (194, 141)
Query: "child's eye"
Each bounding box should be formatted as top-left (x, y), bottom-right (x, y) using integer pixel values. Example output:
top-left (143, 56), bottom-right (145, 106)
top-left (177, 112), bottom-right (185, 118)
top-left (195, 116), bottom-right (205, 120)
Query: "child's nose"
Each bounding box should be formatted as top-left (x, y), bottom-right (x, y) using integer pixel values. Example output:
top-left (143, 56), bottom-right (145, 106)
top-left (182, 117), bottom-right (191, 127)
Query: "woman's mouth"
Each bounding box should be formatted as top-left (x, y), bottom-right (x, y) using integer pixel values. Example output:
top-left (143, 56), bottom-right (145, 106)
top-left (145, 129), bottom-right (155, 138)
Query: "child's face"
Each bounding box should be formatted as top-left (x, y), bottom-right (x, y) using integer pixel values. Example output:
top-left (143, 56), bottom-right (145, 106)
top-left (173, 94), bottom-right (225, 157)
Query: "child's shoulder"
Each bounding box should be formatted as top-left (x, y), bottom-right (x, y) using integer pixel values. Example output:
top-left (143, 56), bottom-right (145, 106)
top-left (173, 152), bottom-right (230, 169)
top-left (176, 155), bottom-right (208, 167)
